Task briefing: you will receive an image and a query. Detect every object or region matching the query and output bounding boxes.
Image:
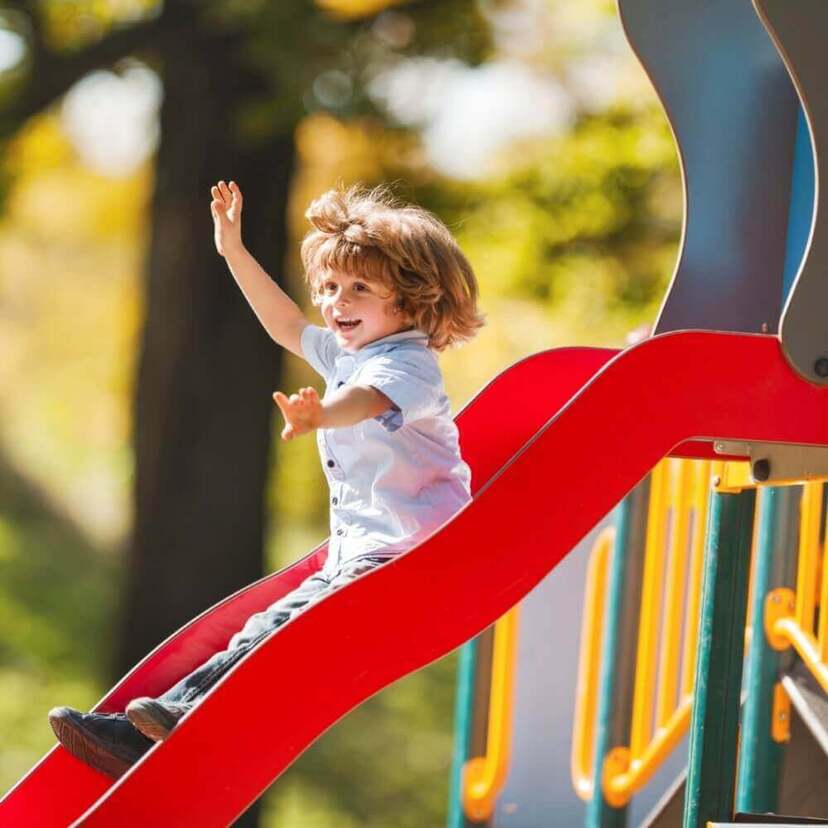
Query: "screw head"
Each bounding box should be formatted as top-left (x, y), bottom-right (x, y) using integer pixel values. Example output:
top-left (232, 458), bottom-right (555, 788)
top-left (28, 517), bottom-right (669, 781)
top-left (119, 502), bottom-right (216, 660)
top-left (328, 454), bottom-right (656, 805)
top-left (815, 357), bottom-right (828, 378)
top-left (753, 458), bottom-right (771, 482)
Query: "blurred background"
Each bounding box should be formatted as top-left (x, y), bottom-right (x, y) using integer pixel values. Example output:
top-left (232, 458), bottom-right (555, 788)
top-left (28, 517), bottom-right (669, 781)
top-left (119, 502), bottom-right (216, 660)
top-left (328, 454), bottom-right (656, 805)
top-left (0, 0), bottom-right (681, 824)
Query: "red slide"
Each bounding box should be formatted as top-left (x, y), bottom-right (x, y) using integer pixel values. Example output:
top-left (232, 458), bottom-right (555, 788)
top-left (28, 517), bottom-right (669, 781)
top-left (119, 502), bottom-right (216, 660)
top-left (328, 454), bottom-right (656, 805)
top-left (3, 332), bottom-right (825, 826)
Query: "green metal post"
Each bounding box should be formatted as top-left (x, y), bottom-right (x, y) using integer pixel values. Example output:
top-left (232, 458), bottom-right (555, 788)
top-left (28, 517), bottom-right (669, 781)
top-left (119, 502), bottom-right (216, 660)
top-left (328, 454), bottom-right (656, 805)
top-left (736, 486), bottom-right (800, 813)
top-left (448, 639), bottom-right (477, 828)
top-left (683, 489), bottom-right (757, 828)
top-left (586, 480), bottom-right (650, 828)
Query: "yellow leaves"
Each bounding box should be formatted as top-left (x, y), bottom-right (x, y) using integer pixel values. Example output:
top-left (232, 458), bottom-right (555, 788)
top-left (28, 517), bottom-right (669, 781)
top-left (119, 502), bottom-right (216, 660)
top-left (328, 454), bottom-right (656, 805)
top-left (42, 0), bottom-right (162, 51)
top-left (295, 113), bottom-right (387, 188)
top-left (4, 113), bottom-right (152, 242)
top-left (315, 0), bottom-right (408, 22)
top-left (441, 297), bottom-right (555, 408)
top-left (0, 111), bottom-right (142, 545)
top-left (5, 114), bottom-right (74, 175)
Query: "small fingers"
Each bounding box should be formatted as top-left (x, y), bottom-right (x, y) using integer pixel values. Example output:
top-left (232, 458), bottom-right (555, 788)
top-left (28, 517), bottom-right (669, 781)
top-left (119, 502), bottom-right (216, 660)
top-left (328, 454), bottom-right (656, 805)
top-left (274, 390), bottom-right (308, 411)
top-left (211, 184), bottom-right (228, 207)
top-left (218, 180), bottom-right (232, 202)
top-left (229, 181), bottom-right (243, 208)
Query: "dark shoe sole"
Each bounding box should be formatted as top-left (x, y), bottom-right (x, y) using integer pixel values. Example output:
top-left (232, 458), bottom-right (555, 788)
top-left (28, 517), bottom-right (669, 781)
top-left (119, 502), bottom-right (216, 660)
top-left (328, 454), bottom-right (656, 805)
top-left (48, 707), bottom-right (133, 779)
top-left (125, 698), bottom-right (180, 742)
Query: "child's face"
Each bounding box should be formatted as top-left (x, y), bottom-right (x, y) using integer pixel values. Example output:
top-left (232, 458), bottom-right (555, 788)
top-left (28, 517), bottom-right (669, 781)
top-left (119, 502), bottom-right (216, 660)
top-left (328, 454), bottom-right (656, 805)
top-left (318, 270), bottom-right (410, 352)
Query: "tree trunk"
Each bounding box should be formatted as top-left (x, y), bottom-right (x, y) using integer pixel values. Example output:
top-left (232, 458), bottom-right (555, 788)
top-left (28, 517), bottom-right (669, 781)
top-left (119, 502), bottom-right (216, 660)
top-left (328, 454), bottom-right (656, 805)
top-left (115, 23), bottom-right (297, 825)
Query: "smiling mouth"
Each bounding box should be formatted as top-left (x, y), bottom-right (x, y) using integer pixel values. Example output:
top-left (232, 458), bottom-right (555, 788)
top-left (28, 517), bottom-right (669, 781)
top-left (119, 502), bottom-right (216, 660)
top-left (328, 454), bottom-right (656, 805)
top-left (336, 319), bottom-right (362, 331)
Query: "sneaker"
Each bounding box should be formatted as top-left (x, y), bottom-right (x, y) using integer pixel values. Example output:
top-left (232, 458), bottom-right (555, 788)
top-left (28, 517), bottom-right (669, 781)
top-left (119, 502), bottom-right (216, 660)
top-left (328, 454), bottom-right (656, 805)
top-left (125, 697), bottom-right (193, 742)
top-left (48, 706), bottom-right (154, 779)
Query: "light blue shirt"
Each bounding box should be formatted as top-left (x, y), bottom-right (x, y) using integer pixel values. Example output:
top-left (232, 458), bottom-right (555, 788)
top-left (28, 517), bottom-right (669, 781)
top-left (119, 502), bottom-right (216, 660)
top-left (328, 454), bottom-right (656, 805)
top-left (300, 324), bottom-right (472, 574)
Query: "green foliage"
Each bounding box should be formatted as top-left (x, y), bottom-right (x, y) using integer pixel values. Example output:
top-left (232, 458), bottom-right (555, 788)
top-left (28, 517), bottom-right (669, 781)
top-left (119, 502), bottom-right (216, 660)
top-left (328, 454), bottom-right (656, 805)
top-left (0, 453), bottom-right (118, 793)
top-left (237, 0), bottom-right (490, 136)
top-left (266, 653), bottom-right (459, 827)
top-left (396, 104), bottom-right (681, 345)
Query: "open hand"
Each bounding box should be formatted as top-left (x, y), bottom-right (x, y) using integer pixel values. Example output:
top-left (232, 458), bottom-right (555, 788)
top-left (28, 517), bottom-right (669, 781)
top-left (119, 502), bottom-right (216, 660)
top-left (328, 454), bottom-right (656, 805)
top-left (210, 180), bottom-right (243, 257)
top-left (272, 387), bottom-right (323, 441)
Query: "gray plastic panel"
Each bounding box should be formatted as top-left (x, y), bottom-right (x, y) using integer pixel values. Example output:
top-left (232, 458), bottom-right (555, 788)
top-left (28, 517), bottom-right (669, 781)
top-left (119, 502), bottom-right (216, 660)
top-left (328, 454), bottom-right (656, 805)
top-left (754, 0), bottom-right (828, 385)
top-left (617, 0), bottom-right (799, 335)
top-left (782, 661), bottom-right (828, 758)
top-left (490, 516), bottom-right (686, 827)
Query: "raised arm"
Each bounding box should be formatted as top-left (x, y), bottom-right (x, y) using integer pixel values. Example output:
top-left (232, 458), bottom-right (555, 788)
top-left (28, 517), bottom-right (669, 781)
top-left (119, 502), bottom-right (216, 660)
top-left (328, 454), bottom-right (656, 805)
top-left (211, 180), bottom-right (308, 359)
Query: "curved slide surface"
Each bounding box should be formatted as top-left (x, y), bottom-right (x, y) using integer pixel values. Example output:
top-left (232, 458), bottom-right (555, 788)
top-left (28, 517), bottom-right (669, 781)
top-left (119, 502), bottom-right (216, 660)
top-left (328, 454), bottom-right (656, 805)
top-left (4, 332), bottom-right (826, 826)
top-left (0, 343), bottom-right (614, 826)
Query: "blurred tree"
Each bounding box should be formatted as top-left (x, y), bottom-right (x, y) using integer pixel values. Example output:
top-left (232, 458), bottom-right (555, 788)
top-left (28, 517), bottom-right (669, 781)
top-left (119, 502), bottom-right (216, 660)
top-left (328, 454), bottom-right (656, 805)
top-left (0, 0), bottom-right (681, 822)
top-left (0, 0), bottom-right (489, 824)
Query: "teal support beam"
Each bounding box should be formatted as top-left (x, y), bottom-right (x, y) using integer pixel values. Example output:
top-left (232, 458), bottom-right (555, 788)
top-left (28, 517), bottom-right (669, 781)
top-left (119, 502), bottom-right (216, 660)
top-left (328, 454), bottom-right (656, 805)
top-left (448, 639), bottom-right (477, 828)
top-left (683, 489), bottom-right (757, 828)
top-left (736, 487), bottom-right (800, 813)
top-left (586, 480), bottom-right (650, 828)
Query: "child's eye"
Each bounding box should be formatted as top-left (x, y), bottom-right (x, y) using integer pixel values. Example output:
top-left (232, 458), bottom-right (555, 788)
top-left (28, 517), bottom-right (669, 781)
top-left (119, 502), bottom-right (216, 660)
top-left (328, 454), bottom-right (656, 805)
top-left (354, 283), bottom-right (368, 292)
top-left (323, 282), bottom-right (337, 293)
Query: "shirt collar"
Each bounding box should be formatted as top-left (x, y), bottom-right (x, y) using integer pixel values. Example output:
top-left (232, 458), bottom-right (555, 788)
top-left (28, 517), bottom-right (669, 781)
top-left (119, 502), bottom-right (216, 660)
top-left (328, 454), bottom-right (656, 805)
top-left (342, 327), bottom-right (430, 359)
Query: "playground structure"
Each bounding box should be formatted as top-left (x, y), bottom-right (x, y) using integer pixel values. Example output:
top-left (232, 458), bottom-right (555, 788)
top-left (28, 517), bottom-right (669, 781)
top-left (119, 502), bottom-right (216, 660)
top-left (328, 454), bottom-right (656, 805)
top-left (2, 0), bottom-right (828, 826)
top-left (450, 0), bottom-right (828, 825)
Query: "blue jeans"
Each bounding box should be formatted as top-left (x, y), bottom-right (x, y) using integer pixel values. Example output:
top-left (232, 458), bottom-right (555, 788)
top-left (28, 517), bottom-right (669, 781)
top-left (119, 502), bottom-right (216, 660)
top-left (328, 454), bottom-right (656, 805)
top-left (158, 555), bottom-right (392, 706)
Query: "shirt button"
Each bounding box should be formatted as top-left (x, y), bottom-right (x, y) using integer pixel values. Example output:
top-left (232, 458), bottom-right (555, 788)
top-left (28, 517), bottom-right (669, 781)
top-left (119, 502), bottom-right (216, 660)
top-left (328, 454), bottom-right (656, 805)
top-left (337, 381), bottom-right (345, 388)
top-left (336, 527), bottom-right (344, 536)
top-left (332, 497), bottom-right (338, 505)
top-left (327, 459), bottom-right (335, 468)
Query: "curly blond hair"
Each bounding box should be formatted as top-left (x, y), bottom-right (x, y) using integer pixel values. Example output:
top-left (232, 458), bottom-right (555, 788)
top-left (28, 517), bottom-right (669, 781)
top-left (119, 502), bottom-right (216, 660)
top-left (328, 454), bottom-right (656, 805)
top-left (300, 183), bottom-right (485, 352)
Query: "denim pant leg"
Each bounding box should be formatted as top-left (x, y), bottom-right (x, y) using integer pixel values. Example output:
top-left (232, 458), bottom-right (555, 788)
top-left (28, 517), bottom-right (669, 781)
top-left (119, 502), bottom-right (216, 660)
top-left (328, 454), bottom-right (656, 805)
top-left (156, 555), bottom-right (393, 706)
top-left (158, 571), bottom-right (333, 705)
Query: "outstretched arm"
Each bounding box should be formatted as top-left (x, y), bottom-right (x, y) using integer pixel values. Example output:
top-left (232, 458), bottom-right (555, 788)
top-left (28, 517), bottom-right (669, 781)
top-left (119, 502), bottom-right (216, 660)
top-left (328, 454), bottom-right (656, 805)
top-left (272, 386), bottom-right (395, 440)
top-left (211, 179), bottom-right (308, 359)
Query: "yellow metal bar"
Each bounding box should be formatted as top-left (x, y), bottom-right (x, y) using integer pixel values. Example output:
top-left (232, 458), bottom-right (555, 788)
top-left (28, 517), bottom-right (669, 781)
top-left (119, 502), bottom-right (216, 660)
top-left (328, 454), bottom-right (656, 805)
top-left (711, 460), bottom-right (751, 493)
top-left (771, 682), bottom-right (791, 744)
top-left (764, 588), bottom-right (796, 651)
top-left (571, 527), bottom-right (615, 801)
top-left (681, 461), bottom-right (711, 697)
top-left (630, 461), bottom-right (669, 758)
top-left (656, 460), bottom-right (694, 729)
top-left (816, 485), bottom-right (828, 662)
top-left (604, 692), bottom-right (693, 806)
top-left (602, 463), bottom-right (819, 809)
top-left (762, 482), bottom-right (828, 692)
top-left (795, 482), bottom-right (822, 633)
top-left (462, 606), bottom-right (520, 821)
top-left (773, 618), bottom-right (828, 695)
top-left (711, 459), bottom-right (828, 492)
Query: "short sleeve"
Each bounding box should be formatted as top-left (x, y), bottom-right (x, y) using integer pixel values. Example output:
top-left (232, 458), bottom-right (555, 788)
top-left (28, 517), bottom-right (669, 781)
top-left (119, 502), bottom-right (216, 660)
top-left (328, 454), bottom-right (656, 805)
top-left (357, 348), bottom-right (443, 432)
top-left (300, 324), bottom-right (340, 381)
